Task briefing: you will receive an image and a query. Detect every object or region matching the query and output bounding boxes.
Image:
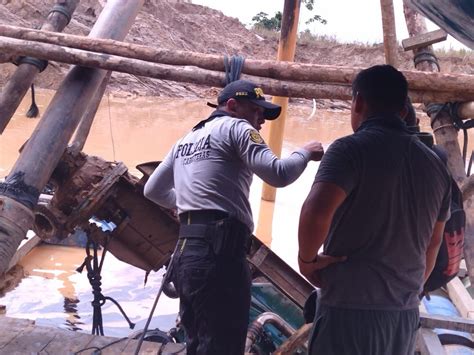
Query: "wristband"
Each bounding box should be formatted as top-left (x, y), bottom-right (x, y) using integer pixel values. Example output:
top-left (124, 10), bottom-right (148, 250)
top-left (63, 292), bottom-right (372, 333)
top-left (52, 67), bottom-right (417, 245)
top-left (298, 252), bottom-right (318, 264)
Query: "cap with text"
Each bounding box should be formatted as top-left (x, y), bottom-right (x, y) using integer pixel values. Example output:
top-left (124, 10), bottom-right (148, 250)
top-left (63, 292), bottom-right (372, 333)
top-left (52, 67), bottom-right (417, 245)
top-left (208, 80), bottom-right (282, 120)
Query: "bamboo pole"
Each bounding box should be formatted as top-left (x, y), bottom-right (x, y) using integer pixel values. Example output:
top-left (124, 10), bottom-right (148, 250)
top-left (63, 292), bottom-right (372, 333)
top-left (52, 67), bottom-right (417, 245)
top-left (403, 1), bottom-right (474, 285)
top-left (0, 24), bottom-right (472, 96)
top-left (0, 0), bottom-right (144, 276)
top-left (70, 71), bottom-right (112, 152)
top-left (262, 0), bottom-right (301, 203)
top-left (0, 35), bottom-right (470, 104)
top-left (380, 0), bottom-right (399, 67)
top-left (0, 0), bottom-right (79, 134)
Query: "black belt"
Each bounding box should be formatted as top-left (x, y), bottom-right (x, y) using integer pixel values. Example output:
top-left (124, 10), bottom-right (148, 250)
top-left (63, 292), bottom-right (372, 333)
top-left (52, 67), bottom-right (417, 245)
top-left (179, 209), bottom-right (229, 225)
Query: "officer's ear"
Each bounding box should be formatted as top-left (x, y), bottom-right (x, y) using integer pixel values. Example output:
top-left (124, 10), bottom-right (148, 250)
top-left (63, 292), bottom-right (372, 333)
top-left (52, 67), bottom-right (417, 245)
top-left (226, 98), bottom-right (239, 114)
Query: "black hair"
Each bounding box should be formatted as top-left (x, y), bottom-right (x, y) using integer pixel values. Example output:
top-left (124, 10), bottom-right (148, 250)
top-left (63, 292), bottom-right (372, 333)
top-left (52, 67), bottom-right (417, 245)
top-left (352, 65), bottom-right (408, 114)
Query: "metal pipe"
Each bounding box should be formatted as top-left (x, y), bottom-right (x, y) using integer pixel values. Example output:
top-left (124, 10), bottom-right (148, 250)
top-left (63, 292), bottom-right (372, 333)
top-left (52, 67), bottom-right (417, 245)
top-left (0, 0), bottom-right (79, 134)
top-left (0, 0), bottom-right (144, 275)
top-left (261, 0), bottom-right (301, 204)
top-left (244, 312), bottom-right (296, 353)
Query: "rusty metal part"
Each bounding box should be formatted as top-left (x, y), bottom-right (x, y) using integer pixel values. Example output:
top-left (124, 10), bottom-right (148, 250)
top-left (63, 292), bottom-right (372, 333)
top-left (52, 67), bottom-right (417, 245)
top-left (34, 150), bottom-right (178, 272)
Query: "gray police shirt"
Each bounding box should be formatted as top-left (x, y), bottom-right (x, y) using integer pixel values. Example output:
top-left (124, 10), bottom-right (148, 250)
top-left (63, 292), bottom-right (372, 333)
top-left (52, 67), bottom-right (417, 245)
top-left (315, 116), bottom-right (451, 311)
top-left (144, 112), bottom-right (311, 231)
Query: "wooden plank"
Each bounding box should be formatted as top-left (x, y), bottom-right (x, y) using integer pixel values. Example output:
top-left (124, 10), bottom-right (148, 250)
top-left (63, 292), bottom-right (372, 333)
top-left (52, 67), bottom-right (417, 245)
top-left (119, 338), bottom-right (162, 354)
top-left (446, 277), bottom-right (474, 319)
top-left (421, 313), bottom-right (474, 333)
top-left (0, 321), bottom-right (57, 354)
top-left (0, 317), bottom-right (161, 354)
top-left (0, 317), bottom-right (35, 352)
top-left (402, 29), bottom-right (448, 51)
top-left (39, 330), bottom-right (95, 354)
top-left (416, 328), bottom-right (447, 355)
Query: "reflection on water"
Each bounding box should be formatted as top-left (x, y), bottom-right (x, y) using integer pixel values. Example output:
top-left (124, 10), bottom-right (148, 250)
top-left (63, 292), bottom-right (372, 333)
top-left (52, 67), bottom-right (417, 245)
top-left (1, 244), bottom-right (179, 337)
top-left (0, 89), bottom-right (468, 336)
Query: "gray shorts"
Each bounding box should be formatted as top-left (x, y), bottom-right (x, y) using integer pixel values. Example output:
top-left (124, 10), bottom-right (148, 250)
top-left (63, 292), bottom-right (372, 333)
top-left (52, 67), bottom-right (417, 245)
top-left (309, 305), bottom-right (420, 355)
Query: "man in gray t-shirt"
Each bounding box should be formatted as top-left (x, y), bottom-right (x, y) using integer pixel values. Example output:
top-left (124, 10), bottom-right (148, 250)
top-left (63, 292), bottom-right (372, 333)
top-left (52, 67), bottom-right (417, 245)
top-left (298, 65), bottom-right (451, 354)
top-left (144, 80), bottom-right (324, 355)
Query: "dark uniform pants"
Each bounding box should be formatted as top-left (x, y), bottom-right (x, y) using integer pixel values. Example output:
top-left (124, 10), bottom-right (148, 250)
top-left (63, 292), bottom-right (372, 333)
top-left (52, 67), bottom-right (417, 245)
top-left (172, 220), bottom-right (251, 355)
top-left (309, 305), bottom-right (420, 355)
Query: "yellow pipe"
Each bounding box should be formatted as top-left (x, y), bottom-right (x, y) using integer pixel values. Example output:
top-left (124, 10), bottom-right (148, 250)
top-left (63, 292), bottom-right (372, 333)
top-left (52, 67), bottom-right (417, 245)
top-left (261, 0), bottom-right (301, 202)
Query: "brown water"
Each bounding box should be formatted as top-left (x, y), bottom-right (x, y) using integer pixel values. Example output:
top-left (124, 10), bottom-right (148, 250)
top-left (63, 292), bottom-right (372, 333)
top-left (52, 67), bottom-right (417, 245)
top-left (0, 89), bottom-right (469, 337)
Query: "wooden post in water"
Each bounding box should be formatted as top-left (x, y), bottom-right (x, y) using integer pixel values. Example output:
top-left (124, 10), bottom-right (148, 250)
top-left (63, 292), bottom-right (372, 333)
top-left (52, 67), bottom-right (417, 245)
top-left (380, 0), bottom-right (399, 67)
top-left (0, 0), bottom-right (79, 134)
top-left (403, 2), bottom-right (474, 284)
top-left (0, 0), bottom-right (144, 276)
top-left (261, 0), bottom-right (301, 202)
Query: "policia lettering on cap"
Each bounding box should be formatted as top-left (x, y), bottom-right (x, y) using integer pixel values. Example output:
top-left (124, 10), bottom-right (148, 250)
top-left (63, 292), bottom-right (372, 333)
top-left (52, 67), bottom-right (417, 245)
top-left (144, 79), bottom-right (324, 355)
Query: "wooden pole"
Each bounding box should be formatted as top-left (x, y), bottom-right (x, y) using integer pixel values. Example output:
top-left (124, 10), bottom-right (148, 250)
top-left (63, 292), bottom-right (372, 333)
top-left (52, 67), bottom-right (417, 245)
top-left (403, 1), bottom-right (474, 285)
top-left (262, 0), bottom-right (301, 202)
top-left (70, 71), bottom-right (112, 152)
top-left (0, 35), bottom-right (470, 104)
top-left (0, 0), bottom-right (144, 276)
top-left (0, 24), bottom-right (473, 96)
top-left (403, 3), bottom-right (466, 183)
top-left (380, 0), bottom-right (399, 67)
top-left (0, 0), bottom-right (79, 134)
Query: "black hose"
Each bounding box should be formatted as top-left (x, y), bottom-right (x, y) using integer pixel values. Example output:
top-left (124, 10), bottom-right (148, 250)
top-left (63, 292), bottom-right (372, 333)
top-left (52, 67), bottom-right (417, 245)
top-left (26, 84), bottom-right (39, 118)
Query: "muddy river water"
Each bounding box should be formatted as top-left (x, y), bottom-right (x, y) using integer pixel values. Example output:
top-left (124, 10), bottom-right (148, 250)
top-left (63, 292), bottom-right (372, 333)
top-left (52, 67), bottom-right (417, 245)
top-left (0, 89), bottom-right (465, 337)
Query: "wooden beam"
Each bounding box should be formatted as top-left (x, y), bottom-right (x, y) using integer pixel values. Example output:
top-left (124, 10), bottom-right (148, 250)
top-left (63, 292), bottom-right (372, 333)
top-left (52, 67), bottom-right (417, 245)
top-left (416, 328), bottom-right (447, 355)
top-left (402, 29), bottom-right (448, 51)
top-left (446, 277), bottom-right (474, 319)
top-left (0, 36), bottom-right (470, 104)
top-left (0, 24), bottom-right (472, 96)
top-left (380, 0), bottom-right (399, 67)
top-left (420, 312), bottom-right (474, 333)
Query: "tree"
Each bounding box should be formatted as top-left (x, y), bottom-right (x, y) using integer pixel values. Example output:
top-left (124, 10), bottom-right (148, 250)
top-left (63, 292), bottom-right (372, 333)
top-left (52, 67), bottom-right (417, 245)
top-left (251, 11), bottom-right (282, 31)
top-left (303, 0), bottom-right (327, 25)
top-left (251, 1), bottom-right (326, 32)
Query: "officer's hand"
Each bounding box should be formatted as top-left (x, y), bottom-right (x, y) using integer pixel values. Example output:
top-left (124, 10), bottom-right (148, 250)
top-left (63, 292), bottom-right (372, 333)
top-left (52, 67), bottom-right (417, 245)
top-left (302, 141), bottom-right (324, 161)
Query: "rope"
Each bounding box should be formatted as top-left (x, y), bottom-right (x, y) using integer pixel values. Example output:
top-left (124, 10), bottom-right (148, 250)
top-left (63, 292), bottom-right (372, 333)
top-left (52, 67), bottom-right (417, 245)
top-left (428, 102), bottom-right (474, 170)
top-left (224, 55), bottom-right (245, 85)
top-left (14, 56), bottom-right (48, 72)
top-left (48, 4), bottom-right (72, 25)
top-left (413, 51), bottom-right (440, 72)
top-left (76, 235), bottom-right (135, 336)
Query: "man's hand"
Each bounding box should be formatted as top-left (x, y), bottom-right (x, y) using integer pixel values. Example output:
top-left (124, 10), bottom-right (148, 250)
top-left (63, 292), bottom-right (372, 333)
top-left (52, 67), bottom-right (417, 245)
top-left (298, 253), bottom-right (347, 287)
top-left (302, 141), bottom-right (324, 161)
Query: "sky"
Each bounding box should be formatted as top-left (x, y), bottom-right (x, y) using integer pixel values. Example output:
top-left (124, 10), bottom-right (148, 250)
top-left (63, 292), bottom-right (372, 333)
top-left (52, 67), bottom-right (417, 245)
top-left (192, 0), bottom-right (469, 51)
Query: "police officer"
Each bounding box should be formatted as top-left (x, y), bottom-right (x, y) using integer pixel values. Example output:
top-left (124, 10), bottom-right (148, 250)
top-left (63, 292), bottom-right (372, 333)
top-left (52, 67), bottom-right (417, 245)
top-left (144, 79), bottom-right (324, 355)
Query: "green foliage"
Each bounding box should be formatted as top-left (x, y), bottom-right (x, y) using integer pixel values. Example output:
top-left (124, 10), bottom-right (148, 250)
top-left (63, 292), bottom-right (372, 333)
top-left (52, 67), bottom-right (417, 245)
top-left (252, 11), bottom-right (282, 31)
top-left (251, 1), bottom-right (326, 32)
